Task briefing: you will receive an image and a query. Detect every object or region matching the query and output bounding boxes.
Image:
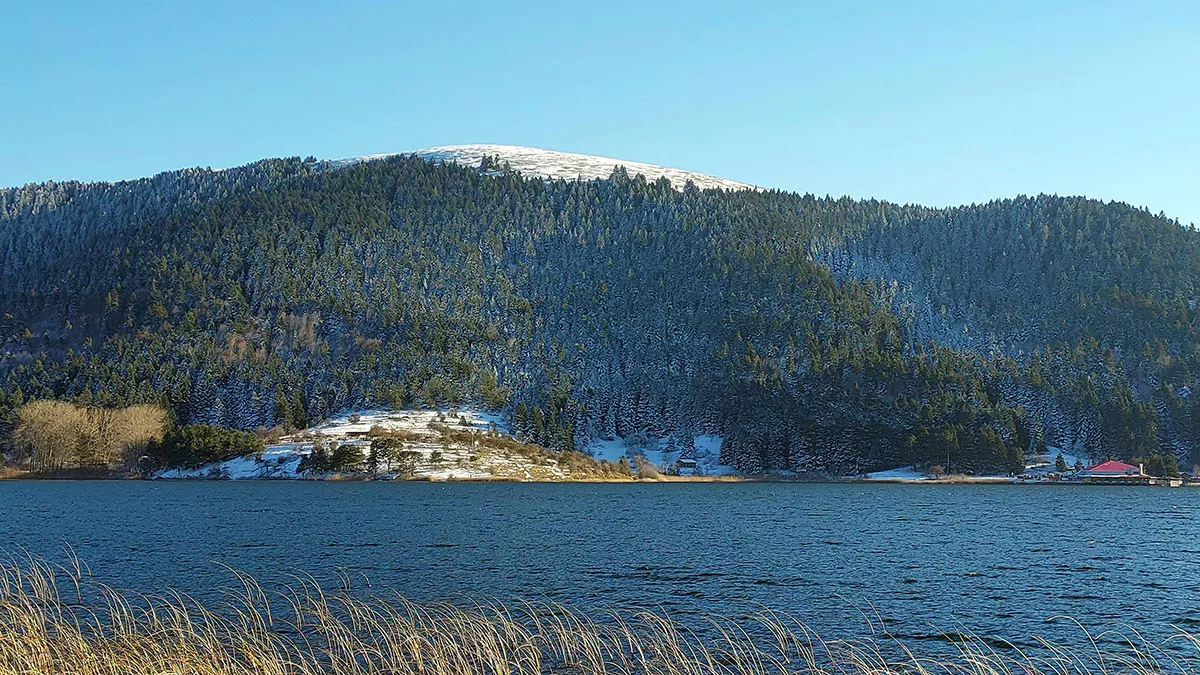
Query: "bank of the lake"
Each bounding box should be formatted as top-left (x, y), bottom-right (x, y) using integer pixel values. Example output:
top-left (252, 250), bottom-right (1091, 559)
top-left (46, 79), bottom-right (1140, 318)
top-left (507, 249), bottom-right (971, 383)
top-left (4, 469), bottom-right (1195, 486)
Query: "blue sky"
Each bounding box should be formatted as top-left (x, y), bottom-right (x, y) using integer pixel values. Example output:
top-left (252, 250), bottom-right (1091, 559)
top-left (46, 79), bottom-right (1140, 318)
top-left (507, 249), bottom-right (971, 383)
top-left (2, 1), bottom-right (1198, 224)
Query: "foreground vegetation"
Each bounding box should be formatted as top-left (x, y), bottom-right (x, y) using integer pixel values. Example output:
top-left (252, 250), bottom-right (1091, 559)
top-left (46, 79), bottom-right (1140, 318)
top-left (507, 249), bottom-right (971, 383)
top-left (1, 557), bottom-right (1198, 675)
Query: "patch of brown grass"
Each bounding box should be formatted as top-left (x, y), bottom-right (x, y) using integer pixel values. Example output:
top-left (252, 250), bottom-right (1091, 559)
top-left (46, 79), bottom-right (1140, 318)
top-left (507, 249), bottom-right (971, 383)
top-left (0, 555), bottom-right (1196, 675)
top-left (0, 467), bottom-right (31, 480)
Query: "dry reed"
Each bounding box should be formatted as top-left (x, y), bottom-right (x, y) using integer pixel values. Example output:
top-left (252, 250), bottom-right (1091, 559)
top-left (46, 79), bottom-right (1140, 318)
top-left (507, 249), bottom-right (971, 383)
top-left (0, 553), bottom-right (1195, 675)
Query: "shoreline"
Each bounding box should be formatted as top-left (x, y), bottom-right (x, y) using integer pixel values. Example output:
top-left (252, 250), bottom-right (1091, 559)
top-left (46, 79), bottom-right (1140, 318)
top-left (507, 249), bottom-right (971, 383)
top-left (2, 468), bottom-right (1194, 486)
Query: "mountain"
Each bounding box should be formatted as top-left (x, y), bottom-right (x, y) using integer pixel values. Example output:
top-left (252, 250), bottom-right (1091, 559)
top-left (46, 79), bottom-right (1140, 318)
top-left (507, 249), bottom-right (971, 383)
top-left (330, 144), bottom-right (758, 192)
top-left (1, 148), bottom-right (1197, 475)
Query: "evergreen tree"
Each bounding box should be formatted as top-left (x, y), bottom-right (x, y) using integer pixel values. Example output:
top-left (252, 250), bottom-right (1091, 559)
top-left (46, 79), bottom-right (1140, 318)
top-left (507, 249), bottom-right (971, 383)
top-left (3, 153), bottom-right (1200, 474)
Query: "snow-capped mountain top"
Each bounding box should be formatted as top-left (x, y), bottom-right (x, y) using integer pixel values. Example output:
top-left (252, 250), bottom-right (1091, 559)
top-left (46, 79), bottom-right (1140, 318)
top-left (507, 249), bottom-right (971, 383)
top-left (328, 144), bottom-right (757, 192)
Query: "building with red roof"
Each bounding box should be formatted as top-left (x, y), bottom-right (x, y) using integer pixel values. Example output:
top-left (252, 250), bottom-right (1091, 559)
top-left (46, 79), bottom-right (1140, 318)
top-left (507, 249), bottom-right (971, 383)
top-left (1085, 460), bottom-right (1142, 475)
top-left (1082, 460), bottom-right (1151, 484)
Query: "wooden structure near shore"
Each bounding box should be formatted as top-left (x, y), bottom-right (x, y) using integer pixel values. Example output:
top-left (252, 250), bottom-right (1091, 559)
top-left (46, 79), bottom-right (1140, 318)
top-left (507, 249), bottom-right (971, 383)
top-left (1079, 460), bottom-right (1182, 486)
top-left (1081, 460), bottom-right (1150, 485)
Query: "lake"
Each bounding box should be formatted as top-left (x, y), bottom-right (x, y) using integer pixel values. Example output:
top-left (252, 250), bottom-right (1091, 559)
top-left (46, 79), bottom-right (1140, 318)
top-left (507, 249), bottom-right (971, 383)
top-left (2, 481), bottom-right (1198, 650)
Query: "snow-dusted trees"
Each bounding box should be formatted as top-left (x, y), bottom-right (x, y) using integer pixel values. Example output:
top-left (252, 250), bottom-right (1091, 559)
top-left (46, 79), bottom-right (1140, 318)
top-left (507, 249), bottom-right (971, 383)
top-left (3, 154), bottom-right (1200, 473)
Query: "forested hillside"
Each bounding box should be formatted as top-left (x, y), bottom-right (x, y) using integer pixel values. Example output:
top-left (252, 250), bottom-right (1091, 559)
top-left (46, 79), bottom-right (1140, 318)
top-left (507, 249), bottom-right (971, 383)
top-left (819, 197), bottom-right (1200, 465)
top-left (1, 151), bottom-right (1197, 474)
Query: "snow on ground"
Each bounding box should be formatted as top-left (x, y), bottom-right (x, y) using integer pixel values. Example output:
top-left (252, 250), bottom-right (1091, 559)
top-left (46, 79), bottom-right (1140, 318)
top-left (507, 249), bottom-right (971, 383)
top-left (310, 408), bottom-right (507, 437)
top-left (155, 408), bottom-right (559, 481)
top-left (587, 438), bottom-right (627, 464)
top-left (327, 144), bottom-right (759, 192)
top-left (689, 435), bottom-right (736, 476)
top-left (863, 465), bottom-right (932, 481)
top-left (157, 406), bottom-right (748, 480)
top-left (583, 433), bottom-right (735, 476)
top-left (1025, 446), bottom-right (1089, 475)
top-left (583, 435), bottom-right (672, 468)
top-left (158, 441), bottom-right (335, 480)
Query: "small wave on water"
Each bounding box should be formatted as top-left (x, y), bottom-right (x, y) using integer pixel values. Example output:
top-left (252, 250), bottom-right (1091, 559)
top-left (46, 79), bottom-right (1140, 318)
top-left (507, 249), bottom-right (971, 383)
top-left (2, 481), bottom-right (1198, 652)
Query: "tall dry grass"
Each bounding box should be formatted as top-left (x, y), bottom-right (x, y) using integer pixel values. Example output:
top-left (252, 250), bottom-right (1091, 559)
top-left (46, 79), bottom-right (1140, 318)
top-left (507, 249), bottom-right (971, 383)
top-left (0, 553), bottom-right (1197, 675)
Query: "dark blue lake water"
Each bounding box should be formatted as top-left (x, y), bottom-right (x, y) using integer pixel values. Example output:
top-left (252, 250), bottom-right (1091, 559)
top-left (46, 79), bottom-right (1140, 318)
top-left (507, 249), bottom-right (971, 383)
top-left (2, 481), bottom-right (1198, 649)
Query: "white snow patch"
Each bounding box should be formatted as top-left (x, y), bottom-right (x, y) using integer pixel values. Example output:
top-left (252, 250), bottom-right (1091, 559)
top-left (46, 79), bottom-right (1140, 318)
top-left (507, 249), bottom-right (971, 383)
top-left (156, 441), bottom-right (311, 480)
top-left (584, 433), bottom-right (735, 476)
top-left (690, 435), bottom-right (735, 476)
top-left (587, 438), bottom-right (628, 463)
top-left (1025, 446), bottom-right (1088, 476)
top-left (328, 144), bottom-right (759, 192)
top-left (692, 435), bottom-right (722, 461)
top-left (310, 408), bottom-right (506, 438)
top-left (863, 465), bottom-right (932, 481)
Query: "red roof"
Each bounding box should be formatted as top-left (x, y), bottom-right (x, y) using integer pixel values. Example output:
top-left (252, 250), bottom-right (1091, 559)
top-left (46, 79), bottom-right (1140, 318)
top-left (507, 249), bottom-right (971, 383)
top-left (1085, 460), bottom-right (1141, 474)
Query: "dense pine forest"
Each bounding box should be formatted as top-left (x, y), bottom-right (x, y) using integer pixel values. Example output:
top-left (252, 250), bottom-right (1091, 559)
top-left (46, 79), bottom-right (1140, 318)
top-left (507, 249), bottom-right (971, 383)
top-left (1, 153), bottom-right (1197, 474)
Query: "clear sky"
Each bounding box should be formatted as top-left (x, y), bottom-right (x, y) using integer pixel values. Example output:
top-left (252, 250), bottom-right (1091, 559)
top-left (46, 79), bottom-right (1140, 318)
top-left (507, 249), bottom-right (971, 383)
top-left (2, 1), bottom-right (1198, 225)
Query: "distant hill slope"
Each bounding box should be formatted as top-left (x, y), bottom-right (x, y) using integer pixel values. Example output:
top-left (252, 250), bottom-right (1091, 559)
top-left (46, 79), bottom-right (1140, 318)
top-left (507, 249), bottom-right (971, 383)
top-left (1, 149), bottom-right (1197, 475)
top-left (329, 144), bottom-right (758, 192)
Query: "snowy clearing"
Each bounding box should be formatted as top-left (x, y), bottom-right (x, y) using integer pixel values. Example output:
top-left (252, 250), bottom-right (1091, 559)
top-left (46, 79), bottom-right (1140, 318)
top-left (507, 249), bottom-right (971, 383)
top-left (583, 432), bottom-right (734, 476)
top-left (1025, 447), bottom-right (1088, 475)
top-left (863, 465), bottom-right (932, 481)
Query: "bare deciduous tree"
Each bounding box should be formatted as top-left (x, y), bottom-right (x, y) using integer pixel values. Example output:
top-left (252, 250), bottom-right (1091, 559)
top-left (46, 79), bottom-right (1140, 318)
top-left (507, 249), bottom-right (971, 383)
top-left (9, 401), bottom-right (166, 471)
top-left (11, 401), bottom-right (86, 471)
